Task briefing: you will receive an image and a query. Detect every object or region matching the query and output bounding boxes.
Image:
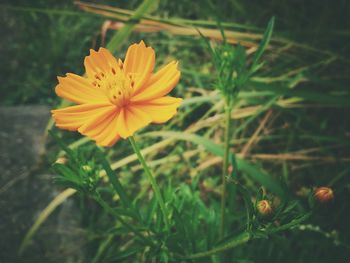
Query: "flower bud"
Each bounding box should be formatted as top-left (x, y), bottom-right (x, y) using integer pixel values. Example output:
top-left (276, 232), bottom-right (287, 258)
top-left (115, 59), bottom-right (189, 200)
top-left (55, 157), bottom-right (67, 165)
top-left (257, 200), bottom-right (272, 216)
top-left (314, 187), bottom-right (334, 203)
top-left (82, 165), bottom-right (92, 172)
top-left (296, 186), bottom-right (311, 197)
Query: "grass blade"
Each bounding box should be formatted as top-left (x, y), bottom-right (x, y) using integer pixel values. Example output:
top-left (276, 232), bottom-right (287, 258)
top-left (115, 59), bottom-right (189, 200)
top-left (143, 131), bottom-right (285, 196)
top-left (106, 0), bottom-right (158, 52)
top-left (251, 17), bottom-right (275, 72)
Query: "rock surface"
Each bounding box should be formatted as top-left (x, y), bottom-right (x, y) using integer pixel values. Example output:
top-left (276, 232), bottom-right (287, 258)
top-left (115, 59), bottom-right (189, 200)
top-left (0, 106), bottom-right (83, 263)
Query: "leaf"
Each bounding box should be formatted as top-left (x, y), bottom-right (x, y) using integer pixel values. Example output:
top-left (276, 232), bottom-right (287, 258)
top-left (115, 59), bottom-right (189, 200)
top-left (143, 131), bottom-right (285, 196)
top-left (235, 184), bottom-right (255, 230)
top-left (105, 246), bottom-right (144, 262)
top-left (106, 0), bottom-right (159, 52)
top-left (182, 232), bottom-right (251, 259)
top-left (234, 95), bottom-right (278, 135)
top-left (145, 195), bottom-right (158, 227)
top-left (91, 234), bottom-right (114, 263)
top-left (237, 159), bottom-right (284, 197)
top-left (49, 130), bottom-right (76, 158)
top-left (252, 80), bottom-right (350, 106)
top-left (52, 164), bottom-right (84, 191)
top-left (53, 163), bottom-right (78, 182)
top-left (171, 205), bottom-right (192, 253)
top-left (97, 149), bottom-right (134, 212)
top-left (251, 17), bottom-right (275, 73)
top-left (268, 212), bottom-right (312, 234)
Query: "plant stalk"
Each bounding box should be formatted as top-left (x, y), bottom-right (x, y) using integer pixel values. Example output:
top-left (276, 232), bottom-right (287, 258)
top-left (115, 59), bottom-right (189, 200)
top-left (183, 232), bottom-right (250, 259)
top-left (220, 102), bottom-right (232, 238)
top-left (129, 136), bottom-right (170, 229)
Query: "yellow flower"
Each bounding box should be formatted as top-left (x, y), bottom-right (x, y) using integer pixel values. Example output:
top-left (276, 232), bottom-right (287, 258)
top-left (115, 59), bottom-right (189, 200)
top-left (52, 41), bottom-right (182, 146)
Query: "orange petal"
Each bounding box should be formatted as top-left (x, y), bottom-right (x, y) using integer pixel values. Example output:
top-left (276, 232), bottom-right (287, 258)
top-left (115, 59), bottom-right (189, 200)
top-left (131, 61), bottom-right (180, 102)
top-left (79, 110), bottom-right (121, 147)
top-left (116, 106), bottom-right (152, 138)
top-left (51, 103), bottom-right (115, 131)
top-left (95, 117), bottom-right (121, 147)
top-left (84, 47), bottom-right (119, 79)
top-left (55, 73), bottom-right (108, 104)
top-left (124, 41), bottom-right (155, 93)
top-left (131, 96), bottom-right (182, 123)
top-left (78, 106), bottom-right (117, 135)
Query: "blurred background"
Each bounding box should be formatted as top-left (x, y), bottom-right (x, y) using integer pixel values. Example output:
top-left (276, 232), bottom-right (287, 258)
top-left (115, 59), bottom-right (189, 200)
top-left (1, 0), bottom-right (350, 105)
top-left (0, 0), bottom-right (349, 262)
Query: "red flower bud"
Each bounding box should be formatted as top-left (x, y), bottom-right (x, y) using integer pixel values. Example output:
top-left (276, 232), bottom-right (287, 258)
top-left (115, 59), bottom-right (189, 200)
top-left (314, 187), bottom-right (334, 203)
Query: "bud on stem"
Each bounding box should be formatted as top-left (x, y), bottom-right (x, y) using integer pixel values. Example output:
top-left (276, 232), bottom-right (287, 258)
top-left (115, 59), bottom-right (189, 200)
top-left (314, 187), bottom-right (334, 203)
top-left (257, 200), bottom-right (272, 216)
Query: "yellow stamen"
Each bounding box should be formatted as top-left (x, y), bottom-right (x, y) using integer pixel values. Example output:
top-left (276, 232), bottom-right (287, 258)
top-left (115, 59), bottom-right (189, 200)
top-left (92, 65), bottom-right (135, 107)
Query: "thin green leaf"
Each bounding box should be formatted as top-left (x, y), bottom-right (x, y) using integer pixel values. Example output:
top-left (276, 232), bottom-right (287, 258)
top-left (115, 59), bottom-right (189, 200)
top-left (252, 81), bottom-right (350, 106)
top-left (97, 149), bottom-right (133, 211)
top-left (106, 0), bottom-right (158, 52)
top-left (251, 17), bottom-right (275, 72)
top-left (182, 232), bottom-right (251, 259)
top-left (49, 130), bottom-right (76, 158)
top-left (143, 131), bottom-right (285, 196)
top-left (105, 246), bottom-right (144, 262)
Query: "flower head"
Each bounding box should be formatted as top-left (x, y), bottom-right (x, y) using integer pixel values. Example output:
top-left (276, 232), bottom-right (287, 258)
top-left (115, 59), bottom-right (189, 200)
top-left (257, 200), bottom-right (272, 216)
top-left (314, 186), bottom-right (334, 203)
top-left (52, 41), bottom-right (182, 146)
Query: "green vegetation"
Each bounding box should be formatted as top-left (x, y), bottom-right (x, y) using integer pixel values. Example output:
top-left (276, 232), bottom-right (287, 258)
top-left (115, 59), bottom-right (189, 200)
top-left (1, 0), bottom-right (349, 262)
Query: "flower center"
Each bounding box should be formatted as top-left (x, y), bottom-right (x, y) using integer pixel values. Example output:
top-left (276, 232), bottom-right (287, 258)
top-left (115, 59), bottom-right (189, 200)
top-left (106, 73), bottom-right (133, 106)
top-left (92, 63), bottom-right (135, 107)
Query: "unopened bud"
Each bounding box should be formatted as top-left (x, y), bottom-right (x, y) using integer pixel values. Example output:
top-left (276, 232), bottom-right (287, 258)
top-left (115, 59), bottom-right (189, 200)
top-left (296, 186), bottom-right (310, 197)
top-left (257, 200), bottom-right (272, 216)
top-left (82, 165), bottom-right (92, 172)
top-left (55, 157), bottom-right (67, 165)
top-left (314, 187), bottom-right (334, 203)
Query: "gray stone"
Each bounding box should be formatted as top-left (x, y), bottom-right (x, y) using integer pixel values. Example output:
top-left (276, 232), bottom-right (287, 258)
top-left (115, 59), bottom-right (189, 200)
top-left (0, 106), bottom-right (84, 263)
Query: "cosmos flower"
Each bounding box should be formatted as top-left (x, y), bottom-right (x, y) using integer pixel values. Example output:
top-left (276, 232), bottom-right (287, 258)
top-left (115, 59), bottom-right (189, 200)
top-left (52, 41), bottom-right (182, 146)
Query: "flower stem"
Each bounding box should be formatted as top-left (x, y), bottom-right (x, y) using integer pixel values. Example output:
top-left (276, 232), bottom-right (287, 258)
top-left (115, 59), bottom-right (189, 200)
top-left (129, 136), bottom-right (170, 230)
top-left (182, 232), bottom-right (250, 259)
top-left (220, 102), bottom-right (232, 238)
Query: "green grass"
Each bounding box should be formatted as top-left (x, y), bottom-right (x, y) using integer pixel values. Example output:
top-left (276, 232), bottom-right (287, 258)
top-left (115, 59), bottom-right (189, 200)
top-left (1, 0), bottom-right (350, 262)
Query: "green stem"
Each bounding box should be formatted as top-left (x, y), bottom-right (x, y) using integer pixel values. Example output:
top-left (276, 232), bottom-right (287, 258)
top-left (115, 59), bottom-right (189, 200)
top-left (182, 232), bottom-right (250, 259)
top-left (220, 103), bottom-right (232, 238)
top-left (129, 136), bottom-right (170, 230)
top-left (91, 234), bottom-right (114, 263)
